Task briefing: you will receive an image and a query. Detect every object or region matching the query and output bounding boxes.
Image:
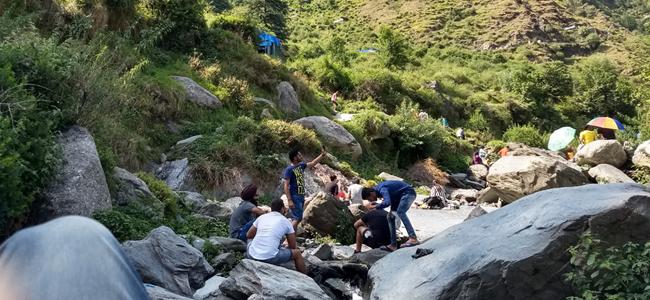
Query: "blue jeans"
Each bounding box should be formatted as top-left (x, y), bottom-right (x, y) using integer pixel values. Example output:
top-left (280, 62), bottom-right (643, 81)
top-left (289, 194), bottom-right (305, 221)
top-left (387, 192), bottom-right (417, 247)
top-left (237, 220), bottom-right (255, 242)
top-left (246, 241), bottom-right (293, 265)
top-left (0, 216), bottom-right (149, 300)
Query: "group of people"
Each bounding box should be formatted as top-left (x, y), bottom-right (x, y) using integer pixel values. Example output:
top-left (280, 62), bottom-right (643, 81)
top-left (227, 146), bottom-right (425, 272)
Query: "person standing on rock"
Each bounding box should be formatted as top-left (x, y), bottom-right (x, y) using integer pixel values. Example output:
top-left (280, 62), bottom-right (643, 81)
top-left (353, 209), bottom-right (391, 253)
top-left (361, 181), bottom-right (420, 251)
top-left (246, 198), bottom-right (306, 274)
top-left (229, 183), bottom-right (266, 242)
top-left (284, 147), bottom-right (327, 231)
top-left (347, 177), bottom-right (364, 205)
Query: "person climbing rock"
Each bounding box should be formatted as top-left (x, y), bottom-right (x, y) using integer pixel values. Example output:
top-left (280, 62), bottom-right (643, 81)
top-left (284, 147), bottom-right (327, 231)
top-left (229, 183), bottom-right (266, 242)
top-left (353, 209), bottom-right (391, 253)
top-left (246, 198), bottom-right (306, 274)
top-left (361, 181), bottom-right (420, 252)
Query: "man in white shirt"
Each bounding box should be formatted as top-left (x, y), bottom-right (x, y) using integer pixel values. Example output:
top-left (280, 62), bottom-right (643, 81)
top-left (456, 127), bottom-right (465, 140)
top-left (347, 178), bottom-right (364, 205)
top-left (246, 198), bottom-right (306, 273)
top-left (418, 110), bottom-right (429, 121)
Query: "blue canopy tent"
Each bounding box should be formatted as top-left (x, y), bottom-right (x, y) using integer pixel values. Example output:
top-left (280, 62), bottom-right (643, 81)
top-left (259, 30), bottom-right (285, 62)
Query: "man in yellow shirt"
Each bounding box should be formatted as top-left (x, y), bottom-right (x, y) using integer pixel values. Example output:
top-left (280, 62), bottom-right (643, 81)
top-left (579, 126), bottom-right (596, 146)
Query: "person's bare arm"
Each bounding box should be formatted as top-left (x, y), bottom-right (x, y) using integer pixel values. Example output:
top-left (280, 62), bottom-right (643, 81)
top-left (284, 178), bottom-right (294, 210)
top-left (251, 207), bottom-right (265, 216)
top-left (354, 219), bottom-right (365, 229)
top-left (286, 233), bottom-right (298, 250)
top-left (306, 147), bottom-right (328, 169)
top-left (246, 225), bottom-right (258, 240)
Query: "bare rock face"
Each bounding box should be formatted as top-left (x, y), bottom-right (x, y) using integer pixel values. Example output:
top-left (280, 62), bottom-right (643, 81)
top-left (587, 164), bottom-right (635, 184)
top-left (368, 183), bottom-right (650, 299)
top-left (277, 81), bottom-right (301, 115)
top-left (486, 155), bottom-right (589, 203)
top-left (575, 140), bottom-right (627, 168)
top-left (633, 140), bottom-right (650, 168)
top-left (294, 116), bottom-right (362, 160)
top-left (172, 76), bottom-right (222, 110)
top-left (30, 126), bottom-right (111, 224)
top-left (301, 192), bottom-right (351, 237)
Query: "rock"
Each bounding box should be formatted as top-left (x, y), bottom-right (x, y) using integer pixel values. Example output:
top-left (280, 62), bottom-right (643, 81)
top-left (30, 126), bottom-right (111, 224)
top-left (486, 156), bottom-right (589, 203)
top-left (197, 203), bottom-right (233, 222)
top-left (173, 76), bottom-right (222, 110)
top-left (294, 116), bottom-right (362, 160)
top-left (332, 113), bottom-right (356, 122)
top-left (275, 167), bottom-right (324, 198)
top-left (260, 108), bottom-right (272, 119)
top-left (506, 142), bottom-right (527, 150)
top-left (309, 244), bottom-right (333, 260)
top-left (330, 244), bottom-right (355, 260)
top-left (207, 237), bottom-right (247, 252)
top-left (324, 278), bottom-right (352, 300)
top-left (193, 276), bottom-right (228, 300)
top-left (507, 146), bottom-right (567, 161)
top-left (301, 192), bottom-right (351, 237)
top-left (112, 167), bottom-right (156, 205)
top-left (632, 140), bottom-right (650, 168)
top-left (588, 164), bottom-right (635, 184)
top-left (146, 284), bottom-right (194, 300)
top-left (154, 158), bottom-right (195, 191)
top-left (575, 140), bottom-right (627, 168)
top-left (378, 172), bottom-right (404, 182)
top-left (184, 236), bottom-right (205, 250)
top-left (464, 180), bottom-right (485, 190)
top-left (463, 206), bottom-right (487, 221)
top-left (253, 97), bottom-right (275, 107)
top-left (367, 183), bottom-right (650, 299)
top-left (176, 135), bottom-right (203, 146)
top-left (447, 175), bottom-right (467, 188)
top-left (348, 204), bottom-right (367, 220)
top-left (450, 173), bottom-right (468, 181)
top-left (477, 187), bottom-right (499, 204)
top-left (367, 122), bottom-right (391, 141)
top-left (278, 252), bottom-right (322, 271)
top-left (219, 259), bottom-right (330, 300)
top-left (221, 197), bottom-right (243, 212)
top-left (179, 192), bottom-right (210, 212)
top-left (211, 253), bottom-right (237, 270)
top-left (450, 189), bottom-right (478, 202)
top-left (277, 81), bottom-right (301, 115)
top-left (348, 249), bottom-right (389, 267)
top-left (467, 164), bottom-right (489, 180)
top-left (122, 226), bottom-right (214, 297)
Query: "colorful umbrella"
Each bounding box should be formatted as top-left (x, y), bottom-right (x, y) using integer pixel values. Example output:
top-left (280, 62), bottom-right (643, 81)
top-left (587, 117), bottom-right (625, 130)
top-left (548, 127), bottom-right (576, 151)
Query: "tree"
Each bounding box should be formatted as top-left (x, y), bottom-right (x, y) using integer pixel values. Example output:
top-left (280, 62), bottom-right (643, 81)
top-left (243, 0), bottom-right (288, 39)
top-left (326, 36), bottom-right (349, 66)
top-left (573, 55), bottom-right (631, 118)
top-left (377, 27), bottom-right (408, 68)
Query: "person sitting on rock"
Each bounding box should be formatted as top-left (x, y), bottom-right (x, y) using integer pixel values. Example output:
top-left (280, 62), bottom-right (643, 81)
top-left (284, 147), bottom-right (327, 231)
top-left (325, 175), bottom-right (339, 197)
top-left (246, 198), bottom-right (306, 274)
top-left (353, 209), bottom-right (391, 254)
top-left (498, 145), bottom-right (509, 158)
top-left (229, 183), bottom-right (266, 242)
top-left (362, 181), bottom-right (420, 251)
top-left (424, 179), bottom-right (447, 209)
top-left (347, 177), bottom-right (364, 205)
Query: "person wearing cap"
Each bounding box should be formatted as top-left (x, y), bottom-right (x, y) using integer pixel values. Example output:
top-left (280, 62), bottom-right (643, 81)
top-left (229, 183), bottom-right (266, 242)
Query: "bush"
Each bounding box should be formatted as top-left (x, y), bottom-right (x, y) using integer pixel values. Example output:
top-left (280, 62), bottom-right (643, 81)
top-left (334, 210), bottom-right (355, 245)
top-left (221, 76), bottom-right (255, 111)
top-left (565, 232), bottom-right (650, 299)
top-left (207, 14), bottom-right (259, 42)
top-left (502, 124), bottom-right (544, 148)
top-left (487, 140), bottom-right (507, 150)
top-left (377, 26), bottom-right (409, 68)
top-left (584, 33), bottom-right (601, 50)
top-left (135, 172), bottom-right (179, 217)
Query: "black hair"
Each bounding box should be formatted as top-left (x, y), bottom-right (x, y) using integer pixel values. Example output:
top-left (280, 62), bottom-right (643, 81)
top-left (329, 175), bottom-right (337, 181)
top-left (289, 149), bottom-right (300, 162)
top-left (361, 187), bottom-right (374, 199)
top-left (583, 125), bottom-right (589, 131)
top-left (352, 177), bottom-right (360, 184)
top-left (271, 198), bottom-right (285, 212)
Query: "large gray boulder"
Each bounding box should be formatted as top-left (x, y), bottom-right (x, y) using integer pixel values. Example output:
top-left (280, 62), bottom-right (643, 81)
top-left (178, 192), bottom-right (209, 212)
top-left (378, 172), bottom-right (404, 182)
top-left (122, 226), bottom-right (214, 297)
top-left (348, 249), bottom-right (389, 267)
top-left (193, 276), bottom-right (228, 300)
top-left (197, 203), bottom-right (233, 222)
top-left (113, 167), bottom-right (155, 205)
top-left (219, 259), bottom-right (330, 300)
top-left (588, 164), bottom-right (635, 184)
top-left (254, 97), bottom-right (275, 107)
top-left (486, 155), bottom-right (589, 203)
top-left (301, 192), bottom-right (351, 237)
top-left (277, 81), bottom-right (301, 115)
top-left (368, 183), bottom-right (650, 299)
top-left (467, 164), bottom-right (489, 181)
top-left (31, 126), bottom-right (111, 223)
top-left (294, 116), bottom-right (362, 160)
top-left (476, 187), bottom-right (499, 204)
top-left (154, 158), bottom-right (195, 191)
top-left (172, 76), bottom-right (222, 110)
top-left (146, 284), bottom-right (194, 300)
top-left (575, 140), bottom-right (627, 168)
top-left (632, 140), bottom-right (650, 168)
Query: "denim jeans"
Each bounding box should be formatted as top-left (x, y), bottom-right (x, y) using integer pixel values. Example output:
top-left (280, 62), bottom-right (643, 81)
top-left (0, 216), bottom-right (150, 300)
top-left (387, 192), bottom-right (417, 247)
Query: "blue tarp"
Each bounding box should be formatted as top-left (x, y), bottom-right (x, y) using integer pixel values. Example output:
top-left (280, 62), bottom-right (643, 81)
top-left (259, 30), bottom-right (281, 48)
top-left (358, 48), bottom-right (378, 53)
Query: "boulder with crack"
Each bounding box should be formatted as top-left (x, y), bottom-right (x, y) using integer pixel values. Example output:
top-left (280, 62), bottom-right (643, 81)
top-left (294, 116), bottom-right (362, 160)
top-left (277, 81), bottom-right (300, 115)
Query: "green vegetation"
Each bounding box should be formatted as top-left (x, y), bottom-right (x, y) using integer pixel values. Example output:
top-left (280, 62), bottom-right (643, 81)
top-left (502, 124), bottom-right (546, 149)
top-left (565, 233), bottom-right (650, 299)
top-left (334, 210), bottom-right (355, 245)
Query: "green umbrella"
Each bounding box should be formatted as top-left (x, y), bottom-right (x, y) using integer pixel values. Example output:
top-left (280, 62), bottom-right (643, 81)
top-left (548, 127), bottom-right (576, 151)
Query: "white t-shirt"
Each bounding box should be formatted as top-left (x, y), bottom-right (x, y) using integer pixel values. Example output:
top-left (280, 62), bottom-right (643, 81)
top-left (456, 128), bottom-right (464, 138)
top-left (348, 184), bottom-right (364, 205)
top-left (248, 212), bottom-right (295, 260)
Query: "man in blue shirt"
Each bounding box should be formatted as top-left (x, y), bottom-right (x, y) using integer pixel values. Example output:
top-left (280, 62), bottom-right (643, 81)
top-left (362, 181), bottom-right (420, 251)
top-left (284, 147), bottom-right (327, 231)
